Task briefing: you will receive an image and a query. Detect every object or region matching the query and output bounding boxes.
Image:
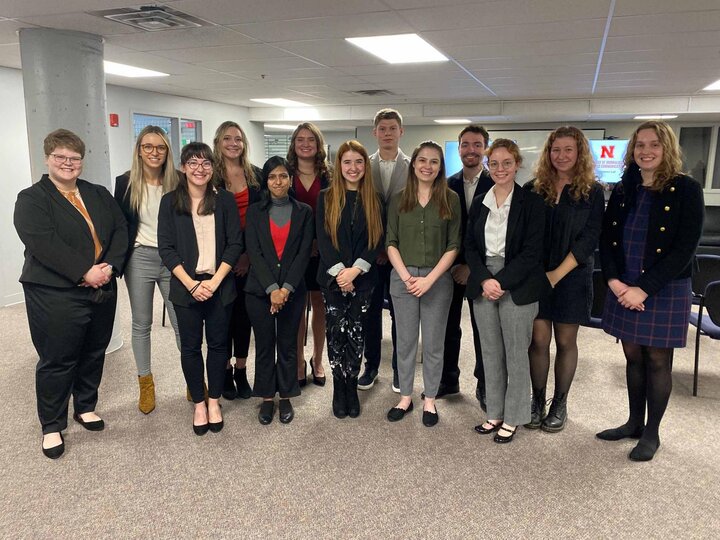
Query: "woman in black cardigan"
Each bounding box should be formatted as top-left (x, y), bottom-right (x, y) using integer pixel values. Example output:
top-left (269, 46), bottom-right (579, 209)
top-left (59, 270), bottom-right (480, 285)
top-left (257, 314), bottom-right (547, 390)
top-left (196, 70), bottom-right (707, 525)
top-left (597, 121), bottom-right (704, 461)
top-left (158, 142), bottom-right (243, 435)
top-left (316, 140), bottom-right (384, 418)
top-left (465, 139), bottom-right (550, 444)
top-left (244, 156), bottom-right (314, 425)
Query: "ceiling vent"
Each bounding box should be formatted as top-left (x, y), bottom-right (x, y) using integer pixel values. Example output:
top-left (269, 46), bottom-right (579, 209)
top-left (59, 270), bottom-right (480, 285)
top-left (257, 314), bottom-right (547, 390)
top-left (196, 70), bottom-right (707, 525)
top-left (90, 6), bottom-right (207, 31)
top-left (352, 89), bottom-right (395, 97)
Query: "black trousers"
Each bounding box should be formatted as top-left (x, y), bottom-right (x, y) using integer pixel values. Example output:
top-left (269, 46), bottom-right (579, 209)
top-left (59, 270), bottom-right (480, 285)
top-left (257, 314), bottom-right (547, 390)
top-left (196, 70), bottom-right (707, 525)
top-left (174, 295), bottom-right (232, 403)
top-left (442, 280), bottom-right (485, 388)
top-left (246, 291), bottom-right (305, 398)
top-left (323, 288), bottom-right (373, 379)
top-left (228, 273), bottom-right (251, 359)
top-left (24, 283), bottom-right (117, 435)
top-left (362, 262), bottom-right (397, 372)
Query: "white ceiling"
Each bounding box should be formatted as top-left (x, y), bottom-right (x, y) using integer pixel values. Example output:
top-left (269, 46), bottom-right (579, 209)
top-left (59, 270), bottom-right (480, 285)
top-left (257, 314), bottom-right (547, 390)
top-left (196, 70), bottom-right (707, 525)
top-left (2, 0), bottom-right (720, 126)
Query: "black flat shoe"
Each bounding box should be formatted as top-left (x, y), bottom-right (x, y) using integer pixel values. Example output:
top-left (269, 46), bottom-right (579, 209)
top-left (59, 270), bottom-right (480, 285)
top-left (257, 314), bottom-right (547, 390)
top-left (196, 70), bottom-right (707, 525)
top-left (309, 358), bottom-right (326, 386)
top-left (474, 420), bottom-right (502, 434)
top-left (42, 433), bottom-right (65, 459)
top-left (596, 424), bottom-right (644, 441)
top-left (279, 399), bottom-right (294, 424)
top-left (422, 409), bottom-right (439, 427)
top-left (193, 423), bottom-right (209, 436)
top-left (629, 438), bottom-right (660, 462)
top-left (73, 413), bottom-right (105, 432)
top-left (494, 425), bottom-right (517, 444)
top-left (233, 367), bottom-right (253, 399)
top-left (258, 401), bottom-right (275, 425)
top-left (387, 401), bottom-right (413, 422)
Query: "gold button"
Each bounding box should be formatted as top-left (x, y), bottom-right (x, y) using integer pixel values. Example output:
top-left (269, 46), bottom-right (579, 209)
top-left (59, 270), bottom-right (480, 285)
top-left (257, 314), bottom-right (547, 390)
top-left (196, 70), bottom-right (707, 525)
top-left (641, 269), bottom-right (645, 274)
top-left (660, 227), bottom-right (666, 232)
top-left (612, 221), bottom-right (617, 226)
top-left (656, 248), bottom-right (662, 253)
top-left (620, 203), bottom-right (625, 208)
top-left (670, 187), bottom-right (675, 192)
top-left (664, 206), bottom-right (670, 211)
top-left (612, 242), bottom-right (618, 246)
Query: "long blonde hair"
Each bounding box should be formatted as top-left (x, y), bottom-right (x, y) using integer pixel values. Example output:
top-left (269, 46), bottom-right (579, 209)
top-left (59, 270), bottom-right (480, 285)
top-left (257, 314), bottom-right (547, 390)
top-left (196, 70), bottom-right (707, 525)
top-left (625, 121), bottom-right (683, 191)
top-left (533, 126), bottom-right (596, 203)
top-left (212, 121), bottom-right (260, 189)
top-left (324, 140), bottom-right (383, 250)
top-left (399, 141), bottom-right (454, 220)
top-left (126, 126), bottom-right (178, 213)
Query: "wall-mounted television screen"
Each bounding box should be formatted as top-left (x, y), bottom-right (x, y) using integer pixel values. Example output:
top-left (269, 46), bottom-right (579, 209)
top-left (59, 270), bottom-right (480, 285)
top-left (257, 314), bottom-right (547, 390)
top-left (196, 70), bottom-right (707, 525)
top-left (589, 140), bottom-right (629, 184)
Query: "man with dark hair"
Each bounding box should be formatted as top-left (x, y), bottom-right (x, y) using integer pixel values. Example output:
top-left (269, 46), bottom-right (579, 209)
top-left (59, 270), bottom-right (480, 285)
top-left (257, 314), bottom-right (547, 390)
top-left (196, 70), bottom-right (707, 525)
top-left (359, 108), bottom-right (410, 392)
top-left (441, 124), bottom-right (493, 409)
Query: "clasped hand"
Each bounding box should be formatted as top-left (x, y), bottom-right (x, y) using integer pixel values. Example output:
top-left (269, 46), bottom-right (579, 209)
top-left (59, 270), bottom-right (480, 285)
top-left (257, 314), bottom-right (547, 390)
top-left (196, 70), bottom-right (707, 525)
top-left (481, 278), bottom-right (504, 301)
top-left (609, 279), bottom-right (646, 311)
top-left (191, 280), bottom-right (216, 302)
top-left (81, 263), bottom-right (111, 288)
top-left (405, 275), bottom-right (433, 297)
top-left (270, 288), bottom-right (290, 314)
top-left (336, 267), bottom-right (361, 293)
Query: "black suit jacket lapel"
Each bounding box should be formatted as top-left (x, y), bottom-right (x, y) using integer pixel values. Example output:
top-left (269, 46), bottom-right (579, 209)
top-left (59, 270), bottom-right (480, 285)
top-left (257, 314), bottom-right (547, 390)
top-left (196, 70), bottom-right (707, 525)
top-left (281, 201), bottom-right (302, 264)
top-left (259, 210), bottom-right (280, 266)
top-left (476, 203), bottom-right (490, 257)
top-left (505, 184), bottom-right (523, 256)
top-left (41, 176), bottom-right (94, 245)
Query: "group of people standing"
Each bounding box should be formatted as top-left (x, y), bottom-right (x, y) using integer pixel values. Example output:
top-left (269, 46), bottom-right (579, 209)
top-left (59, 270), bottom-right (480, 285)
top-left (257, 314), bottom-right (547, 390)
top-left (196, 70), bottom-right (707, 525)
top-left (15, 110), bottom-right (703, 464)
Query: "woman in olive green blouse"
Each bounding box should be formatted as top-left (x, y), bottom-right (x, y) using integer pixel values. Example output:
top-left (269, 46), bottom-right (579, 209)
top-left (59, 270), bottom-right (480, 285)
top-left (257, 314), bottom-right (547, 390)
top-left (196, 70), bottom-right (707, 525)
top-left (385, 141), bottom-right (461, 427)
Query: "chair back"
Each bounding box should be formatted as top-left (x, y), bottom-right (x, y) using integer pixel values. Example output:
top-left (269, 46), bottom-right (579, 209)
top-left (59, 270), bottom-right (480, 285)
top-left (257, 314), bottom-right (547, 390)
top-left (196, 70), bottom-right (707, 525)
top-left (692, 254), bottom-right (720, 297)
top-left (704, 281), bottom-right (720, 327)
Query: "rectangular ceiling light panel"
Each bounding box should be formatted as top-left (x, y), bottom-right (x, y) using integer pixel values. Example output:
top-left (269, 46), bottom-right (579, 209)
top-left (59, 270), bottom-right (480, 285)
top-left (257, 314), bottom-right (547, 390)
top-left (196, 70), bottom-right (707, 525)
top-left (346, 34), bottom-right (448, 64)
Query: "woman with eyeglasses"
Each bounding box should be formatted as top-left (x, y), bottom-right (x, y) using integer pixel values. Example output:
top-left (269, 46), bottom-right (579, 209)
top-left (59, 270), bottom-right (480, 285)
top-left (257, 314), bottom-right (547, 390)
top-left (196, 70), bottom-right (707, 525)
top-left (466, 139), bottom-right (549, 444)
top-left (212, 121), bottom-right (263, 401)
top-left (14, 129), bottom-right (129, 458)
top-left (244, 157), bottom-right (313, 424)
top-left (157, 142), bottom-right (243, 435)
top-left (114, 125), bottom-right (181, 414)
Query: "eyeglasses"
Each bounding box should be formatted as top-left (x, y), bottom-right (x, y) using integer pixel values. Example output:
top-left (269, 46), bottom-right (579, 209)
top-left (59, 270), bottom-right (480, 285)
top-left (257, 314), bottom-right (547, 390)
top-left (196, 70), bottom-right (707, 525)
top-left (488, 159), bottom-right (515, 171)
top-left (186, 160), bottom-right (213, 171)
top-left (268, 172), bottom-right (290, 182)
top-left (49, 153), bottom-right (82, 165)
top-left (140, 144), bottom-right (168, 155)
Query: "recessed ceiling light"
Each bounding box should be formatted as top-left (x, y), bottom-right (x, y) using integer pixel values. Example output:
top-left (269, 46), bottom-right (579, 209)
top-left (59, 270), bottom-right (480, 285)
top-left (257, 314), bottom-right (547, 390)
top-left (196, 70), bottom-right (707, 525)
top-left (251, 98), bottom-right (310, 107)
top-left (434, 118), bottom-right (471, 125)
top-left (346, 34), bottom-right (448, 64)
top-left (265, 124), bottom-right (297, 130)
top-left (634, 115), bottom-right (678, 120)
top-left (103, 61), bottom-right (168, 78)
top-left (702, 79), bottom-right (720, 91)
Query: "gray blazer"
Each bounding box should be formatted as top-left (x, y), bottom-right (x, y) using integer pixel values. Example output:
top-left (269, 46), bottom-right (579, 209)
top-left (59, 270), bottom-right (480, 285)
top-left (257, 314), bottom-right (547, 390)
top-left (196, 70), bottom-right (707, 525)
top-left (369, 148), bottom-right (411, 203)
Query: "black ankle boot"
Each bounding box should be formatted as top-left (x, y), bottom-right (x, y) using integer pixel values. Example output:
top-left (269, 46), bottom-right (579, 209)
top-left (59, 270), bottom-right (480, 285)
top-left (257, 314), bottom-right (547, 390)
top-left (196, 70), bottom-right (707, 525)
top-left (346, 377), bottom-right (360, 418)
top-left (541, 391), bottom-right (567, 432)
top-left (332, 375), bottom-right (348, 419)
top-left (233, 367), bottom-right (252, 399)
top-left (222, 367), bottom-right (237, 400)
top-left (524, 387), bottom-right (546, 430)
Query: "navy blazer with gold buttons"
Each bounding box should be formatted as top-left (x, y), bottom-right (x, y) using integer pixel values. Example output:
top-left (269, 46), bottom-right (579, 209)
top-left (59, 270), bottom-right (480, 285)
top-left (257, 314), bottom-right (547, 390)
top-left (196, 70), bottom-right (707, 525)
top-left (599, 164), bottom-right (704, 297)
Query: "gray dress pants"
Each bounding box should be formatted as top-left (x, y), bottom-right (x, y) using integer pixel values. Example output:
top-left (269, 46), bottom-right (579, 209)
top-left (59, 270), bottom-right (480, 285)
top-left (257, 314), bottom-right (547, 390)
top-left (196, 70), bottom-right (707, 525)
top-left (472, 256), bottom-right (537, 426)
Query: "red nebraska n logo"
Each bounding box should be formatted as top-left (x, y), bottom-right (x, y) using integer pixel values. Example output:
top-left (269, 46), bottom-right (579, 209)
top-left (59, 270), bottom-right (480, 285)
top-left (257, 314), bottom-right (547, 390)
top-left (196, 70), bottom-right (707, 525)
top-left (600, 146), bottom-right (615, 158)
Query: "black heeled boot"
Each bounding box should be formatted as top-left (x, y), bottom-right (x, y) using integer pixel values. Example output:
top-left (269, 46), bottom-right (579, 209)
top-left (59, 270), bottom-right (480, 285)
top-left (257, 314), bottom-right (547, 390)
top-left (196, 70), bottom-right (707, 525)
top-left (524, 387), bottom-right (546, 430)
top-left (332, 375), bottom-right (348, 419)
top-left (222, 367), bottom-right (237, 400)
top-left (346, 377), bottom-right (360, 418)
top-left (233, 367), bottom-right (253, 399)
top-left (541, 391), bottom-right (567, 432)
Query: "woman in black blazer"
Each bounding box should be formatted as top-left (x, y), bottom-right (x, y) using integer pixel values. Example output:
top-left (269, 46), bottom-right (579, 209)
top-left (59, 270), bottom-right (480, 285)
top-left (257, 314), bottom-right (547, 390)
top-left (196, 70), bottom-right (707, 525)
top-left (157, 142), bottom-right (243, 436)
top-left (316, 140), bottom-right (384, 419)
top-left (465, 139), bottom-right (550, 444)
top-left (14, 129), bottom-right (128, 459)
top-left (597, 121), bottom-right (704, 461)
top-left (114, 125), bottom-right (180, 414)
top-left (211, 120), bottom-right (264, 400)
top-left (244, 156), bottom-right (314, 425)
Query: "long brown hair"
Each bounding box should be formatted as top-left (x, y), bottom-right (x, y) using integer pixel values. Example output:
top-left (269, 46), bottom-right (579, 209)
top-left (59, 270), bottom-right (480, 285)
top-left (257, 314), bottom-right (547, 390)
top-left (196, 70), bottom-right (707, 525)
top-left (212, 121), bottom-right (259, 189)
top-left (286, 122), bottom-right (331, 180)
top-left (533, 126), bottom-right (596, 203)
top-left (625, 121), bottom-right (683, 191)
top-left (126, 125), bottom-right (178, 213)
top-left (399, 141), bottom-right (454, 220)
top-left (324, 140), bottom-right (383, 250)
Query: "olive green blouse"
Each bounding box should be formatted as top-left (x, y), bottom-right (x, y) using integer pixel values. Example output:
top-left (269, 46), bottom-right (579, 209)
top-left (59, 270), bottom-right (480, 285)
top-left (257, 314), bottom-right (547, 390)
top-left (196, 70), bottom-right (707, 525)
top-left (385, 190), bottom-right (461, 268)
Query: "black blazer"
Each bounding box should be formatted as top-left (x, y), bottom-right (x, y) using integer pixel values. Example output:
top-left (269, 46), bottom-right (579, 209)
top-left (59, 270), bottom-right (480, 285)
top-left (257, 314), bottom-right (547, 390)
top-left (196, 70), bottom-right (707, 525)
top-left (523, 180), bottom-right (605, 270)
top-left (600, 165), bottom-right (704, 297)
top-left (14, 175), bottom-right (128, 288)
top-left (157, 189), bottom-right (243, 307)
top-left (315, 189), bottom-right (383, 291)
top-left (465, 184), bottom-right (551, 305)
top-left (244, 198), bottom-right (314, 297)
top-left (447, 169), bottom-right (494, 265)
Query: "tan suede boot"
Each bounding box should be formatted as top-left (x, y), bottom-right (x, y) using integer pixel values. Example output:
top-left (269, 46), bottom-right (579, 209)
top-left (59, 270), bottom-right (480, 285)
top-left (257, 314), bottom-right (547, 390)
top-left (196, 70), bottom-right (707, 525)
top-left (138, 374), bottom-right (156, 414)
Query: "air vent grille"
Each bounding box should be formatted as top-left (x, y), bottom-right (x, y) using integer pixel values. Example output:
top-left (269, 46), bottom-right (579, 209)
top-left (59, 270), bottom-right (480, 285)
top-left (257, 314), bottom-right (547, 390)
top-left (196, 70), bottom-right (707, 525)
top-left (352, 89), bottom-right (395, 96)
top-left (90, 6), bottom-right (207, 31)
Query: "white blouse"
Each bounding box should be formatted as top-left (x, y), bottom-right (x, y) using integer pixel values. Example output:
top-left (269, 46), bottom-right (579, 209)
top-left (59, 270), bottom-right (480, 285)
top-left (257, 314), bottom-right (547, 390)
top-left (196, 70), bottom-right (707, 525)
top-left (482, 185), bottom-right (514, 258)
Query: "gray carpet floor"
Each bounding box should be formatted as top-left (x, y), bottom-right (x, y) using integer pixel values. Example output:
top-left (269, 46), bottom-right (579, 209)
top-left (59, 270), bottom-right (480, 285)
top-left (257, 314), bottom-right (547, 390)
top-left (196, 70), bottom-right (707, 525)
top-left (1, 281), bottom-right (719, 539)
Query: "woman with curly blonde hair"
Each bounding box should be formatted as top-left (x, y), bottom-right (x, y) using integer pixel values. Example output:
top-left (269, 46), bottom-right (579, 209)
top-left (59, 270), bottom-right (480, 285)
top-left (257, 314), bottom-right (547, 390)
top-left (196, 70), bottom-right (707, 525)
top-left (525, 126), bottom-right (605, 433)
